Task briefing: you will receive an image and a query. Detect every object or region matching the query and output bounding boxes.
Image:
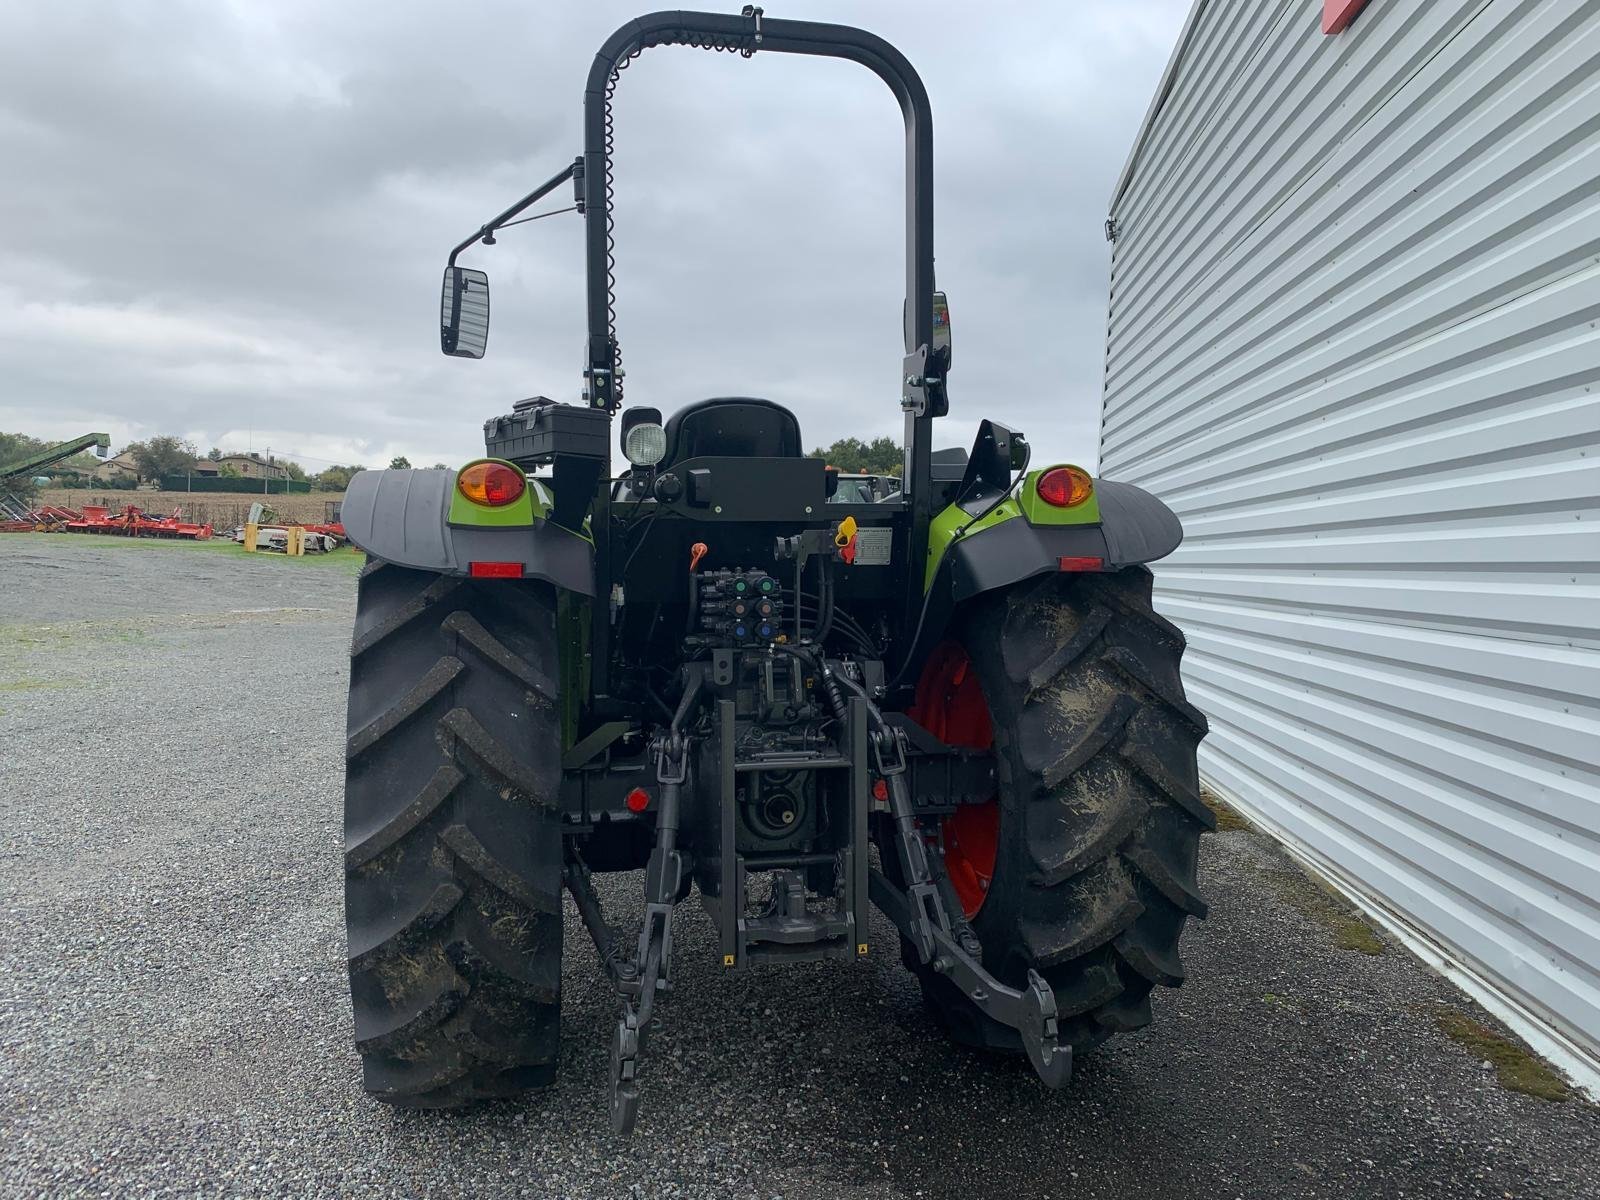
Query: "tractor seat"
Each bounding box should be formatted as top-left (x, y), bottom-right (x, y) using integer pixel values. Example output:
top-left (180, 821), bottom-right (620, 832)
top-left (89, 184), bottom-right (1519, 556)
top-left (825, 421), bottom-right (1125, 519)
top-left (660, 398), bottom-right (802, 468)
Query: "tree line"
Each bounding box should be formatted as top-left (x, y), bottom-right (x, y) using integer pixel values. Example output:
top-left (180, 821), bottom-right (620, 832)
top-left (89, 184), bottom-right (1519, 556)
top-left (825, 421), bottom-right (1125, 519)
top-left (7, 425), bottom-right (903, 500)
top-left (807, 436), bottom-right (902, 475)
top-left (0, 431), bottom-right (436, 495)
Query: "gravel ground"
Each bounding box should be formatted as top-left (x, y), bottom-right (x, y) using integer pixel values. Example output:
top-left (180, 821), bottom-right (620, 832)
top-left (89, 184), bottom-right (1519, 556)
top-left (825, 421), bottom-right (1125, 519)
top-left (2, 536), bottom-right (1597, 1200)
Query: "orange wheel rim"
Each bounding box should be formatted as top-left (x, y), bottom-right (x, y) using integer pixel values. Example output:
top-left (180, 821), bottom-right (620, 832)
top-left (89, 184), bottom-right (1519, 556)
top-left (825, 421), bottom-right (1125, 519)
top-left (908, 642), bottom-right (999, 918)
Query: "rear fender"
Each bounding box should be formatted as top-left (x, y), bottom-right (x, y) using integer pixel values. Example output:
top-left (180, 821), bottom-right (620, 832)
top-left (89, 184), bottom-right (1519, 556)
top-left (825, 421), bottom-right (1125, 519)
top-left (940, 478), bottom-right (1182, 602)
top-left (341, 466), bottom-right (595, 595)
top-left (895, 474), bottom-right (1181, 692)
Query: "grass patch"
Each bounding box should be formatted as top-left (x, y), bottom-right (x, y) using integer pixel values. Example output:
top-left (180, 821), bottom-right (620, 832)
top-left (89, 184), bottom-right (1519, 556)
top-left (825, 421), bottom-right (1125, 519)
top-left (1204, 787), bottom-right (1385, 954)
top-left (1202, 787), bottom-right (1251, 832)
top-left (1435, 1009), bottom-right (1571, 1102)
top-left (1269, 866), bottom-right (1386, 955)
top-left (7, 533), bottom-right (363, 572)
top-left (2, 625), bottom-right (149, 649)
top-left (0, 676), bottom-right (66, 693)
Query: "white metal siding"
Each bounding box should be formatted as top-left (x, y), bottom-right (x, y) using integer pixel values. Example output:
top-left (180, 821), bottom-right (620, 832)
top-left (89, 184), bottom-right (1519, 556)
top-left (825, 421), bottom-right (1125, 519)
top-left (1099, 0), bottom-right (1600, 1088)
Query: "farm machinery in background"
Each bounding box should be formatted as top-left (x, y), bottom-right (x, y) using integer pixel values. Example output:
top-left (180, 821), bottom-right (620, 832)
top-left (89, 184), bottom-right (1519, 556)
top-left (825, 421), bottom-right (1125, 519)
top-left (230, 503), bottom-right (346, 554)
top-left (0, 432), bottom-right (110, 485)
top-left (0, 435), bottom-right (353, 552)
top-left (0, 432), bottom-right (217, 539)
top-left (64, 504), bottom-right (214, 540)
top-left (0, 502), bottom-right (83, 533)
top-left (0, 500), bottom-right (214, 539)
top-left (0, 433), bottom-right (111, 530)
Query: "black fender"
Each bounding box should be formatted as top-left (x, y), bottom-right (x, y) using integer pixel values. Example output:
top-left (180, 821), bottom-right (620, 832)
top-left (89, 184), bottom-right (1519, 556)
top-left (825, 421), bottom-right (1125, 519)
top-left (340, 468), bottom-right (596, 595)
top-left (948, 480), bottom-right (1182, 602)
top-left (891, 479), bottom-right (1182, 694)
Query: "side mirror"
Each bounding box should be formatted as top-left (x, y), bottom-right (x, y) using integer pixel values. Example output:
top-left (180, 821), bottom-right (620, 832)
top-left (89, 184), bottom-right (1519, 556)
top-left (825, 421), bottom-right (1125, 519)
top-left (440, 266), bottom-right (490, 358)
top-left (931, 290), bottom-right (951, 368)
top-left (902, 290), bottom-right (952, 368)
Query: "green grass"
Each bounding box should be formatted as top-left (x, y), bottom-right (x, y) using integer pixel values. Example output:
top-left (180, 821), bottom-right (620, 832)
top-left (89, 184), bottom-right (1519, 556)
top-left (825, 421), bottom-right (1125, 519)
top-left (6, 533), bottom-right (363, 572)
top-left (2, 624), bottom-right (148, 649)
top-left (1434, 1009), bottom-right (1571, 1102)
top-left (1267, 865), bottom-right (1387, 955)
top-left (1203, 788), bottom-right (1382, 952)
top-left (1203, 787), bottom-right (1251, 832)
top-left (0, 676), bottom-right (66, 693)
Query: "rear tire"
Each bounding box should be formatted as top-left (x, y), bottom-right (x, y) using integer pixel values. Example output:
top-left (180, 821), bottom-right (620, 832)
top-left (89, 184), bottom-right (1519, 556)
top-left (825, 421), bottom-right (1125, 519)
top-left (343, 560), bottom-right (564, 1107)
top-left (910, 566), bottom-right (1211, 1056)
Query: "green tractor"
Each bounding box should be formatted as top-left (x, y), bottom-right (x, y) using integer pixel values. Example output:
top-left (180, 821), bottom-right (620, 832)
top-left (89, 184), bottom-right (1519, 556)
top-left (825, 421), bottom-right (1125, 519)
top-left (340, 7), bottom-right (1209, 1133)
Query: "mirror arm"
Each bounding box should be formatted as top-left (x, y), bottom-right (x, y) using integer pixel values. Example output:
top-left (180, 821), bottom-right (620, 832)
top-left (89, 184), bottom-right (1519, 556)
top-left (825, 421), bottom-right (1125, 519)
top-left (447, 158), bottom-right (579, 267)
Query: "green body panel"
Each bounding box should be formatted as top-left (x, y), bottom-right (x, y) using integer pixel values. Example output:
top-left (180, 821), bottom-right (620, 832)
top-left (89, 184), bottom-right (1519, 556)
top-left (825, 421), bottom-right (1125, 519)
top-left (446, 459), bottom-right (548, 527)
top-left (1016, 466), bottom-right (1101, 527)
top-left (924, 495), bottom-right (1018, 589)
top-left (923, 464), bottom-right (1100, 589)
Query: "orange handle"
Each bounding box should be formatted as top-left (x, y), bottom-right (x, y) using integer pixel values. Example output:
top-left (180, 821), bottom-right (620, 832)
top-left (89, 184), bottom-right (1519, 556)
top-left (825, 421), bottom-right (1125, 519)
top-left (689, 541), bottom-right (708, 571)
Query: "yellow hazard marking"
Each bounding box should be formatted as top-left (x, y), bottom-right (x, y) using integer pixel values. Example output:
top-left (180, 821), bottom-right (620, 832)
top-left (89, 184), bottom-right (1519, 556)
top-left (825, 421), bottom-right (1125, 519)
top-left (857, 943), bottom-right (869, 956)
top-left (723, 954), bottom-right (736, 967)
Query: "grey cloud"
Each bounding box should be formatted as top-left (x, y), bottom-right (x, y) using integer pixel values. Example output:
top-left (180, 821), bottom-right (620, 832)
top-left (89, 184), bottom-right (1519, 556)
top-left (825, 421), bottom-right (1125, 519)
top-left (0, 0), bottom-right (1186, 471)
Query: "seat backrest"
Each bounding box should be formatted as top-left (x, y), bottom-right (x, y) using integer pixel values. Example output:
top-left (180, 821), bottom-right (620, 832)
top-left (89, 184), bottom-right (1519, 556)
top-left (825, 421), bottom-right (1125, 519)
top-left (662, 398), bottom-right (802, 467)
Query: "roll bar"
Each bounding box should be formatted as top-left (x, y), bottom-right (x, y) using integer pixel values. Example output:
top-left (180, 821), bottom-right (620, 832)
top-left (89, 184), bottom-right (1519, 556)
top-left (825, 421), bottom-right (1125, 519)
top-left (581, 9), bottom-right (941, 492)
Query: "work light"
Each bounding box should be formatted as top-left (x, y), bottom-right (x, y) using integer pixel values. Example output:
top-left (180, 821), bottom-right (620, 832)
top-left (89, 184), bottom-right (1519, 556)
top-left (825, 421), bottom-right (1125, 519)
top-left (621, 407), bottom-right (667, 468)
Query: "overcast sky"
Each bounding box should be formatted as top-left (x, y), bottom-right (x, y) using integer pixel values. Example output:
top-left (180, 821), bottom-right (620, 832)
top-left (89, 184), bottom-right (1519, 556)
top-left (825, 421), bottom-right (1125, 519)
top-left (0, 0), bottom-right (1185, 474)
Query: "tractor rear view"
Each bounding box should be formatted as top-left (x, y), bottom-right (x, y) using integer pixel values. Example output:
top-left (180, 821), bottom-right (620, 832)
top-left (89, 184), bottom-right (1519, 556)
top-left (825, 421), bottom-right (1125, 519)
top-left (340, 7), bottom-right (1209, 1134)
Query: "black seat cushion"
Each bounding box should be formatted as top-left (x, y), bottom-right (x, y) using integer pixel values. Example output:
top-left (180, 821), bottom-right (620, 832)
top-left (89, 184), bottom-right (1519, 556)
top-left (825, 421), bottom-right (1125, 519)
top-left (661, 398), bottom-right (802, 467)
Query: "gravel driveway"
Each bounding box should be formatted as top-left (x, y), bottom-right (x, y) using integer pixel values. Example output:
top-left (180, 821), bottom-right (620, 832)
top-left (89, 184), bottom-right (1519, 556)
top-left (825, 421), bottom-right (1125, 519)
top-left (2, 536), bottom-right (1596, 1199)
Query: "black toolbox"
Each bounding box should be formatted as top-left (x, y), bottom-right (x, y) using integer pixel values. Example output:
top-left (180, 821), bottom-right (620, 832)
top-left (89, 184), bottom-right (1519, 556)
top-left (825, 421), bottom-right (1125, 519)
top-left (484, 397), bottom-right (609, 467)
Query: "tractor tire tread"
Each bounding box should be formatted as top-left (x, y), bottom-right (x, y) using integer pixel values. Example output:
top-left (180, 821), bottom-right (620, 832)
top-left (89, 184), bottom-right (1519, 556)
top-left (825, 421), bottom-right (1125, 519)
top-left (344, 559), bottom-right (563, 1108)
top-left (911, 565), bottom-right (1208, 1057)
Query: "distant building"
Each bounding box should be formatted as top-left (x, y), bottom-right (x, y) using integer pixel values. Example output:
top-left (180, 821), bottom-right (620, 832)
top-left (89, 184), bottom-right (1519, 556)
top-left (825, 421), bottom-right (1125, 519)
top-left (92, 452), bottom-right (140, 483)
top-left (216, 453), bottom-right (288, 481)
top-left (190, 459), bottom-right (221, 477)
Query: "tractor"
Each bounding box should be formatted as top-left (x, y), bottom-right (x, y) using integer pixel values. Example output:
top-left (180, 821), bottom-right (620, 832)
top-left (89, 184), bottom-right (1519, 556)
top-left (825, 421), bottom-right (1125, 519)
top-left (340, 7), bottom-right (1209, 1134)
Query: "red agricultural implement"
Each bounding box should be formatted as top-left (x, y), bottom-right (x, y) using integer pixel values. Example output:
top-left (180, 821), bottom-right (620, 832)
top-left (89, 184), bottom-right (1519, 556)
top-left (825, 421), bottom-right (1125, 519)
top-left (61, 504), bottom-right (213, 540)
top-left (0, 503), bottom-right (82, 533)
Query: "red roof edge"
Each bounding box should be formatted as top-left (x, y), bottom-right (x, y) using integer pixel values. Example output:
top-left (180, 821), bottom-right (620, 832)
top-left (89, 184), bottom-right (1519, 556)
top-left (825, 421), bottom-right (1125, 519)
top-left (1324, 0), bottom-right (1370, 34)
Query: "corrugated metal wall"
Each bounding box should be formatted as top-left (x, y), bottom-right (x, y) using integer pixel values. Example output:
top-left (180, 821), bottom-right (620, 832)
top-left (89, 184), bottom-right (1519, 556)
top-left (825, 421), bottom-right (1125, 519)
top-left (1098, 0), bottom-right (1600, 1088)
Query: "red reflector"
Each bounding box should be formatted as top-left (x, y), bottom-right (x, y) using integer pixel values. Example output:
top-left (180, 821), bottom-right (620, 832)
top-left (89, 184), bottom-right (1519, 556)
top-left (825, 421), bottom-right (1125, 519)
top-left (625, 787), bottom-right (650, 813)
top-left (469, 561), bottom-right (523, 578)
top-left (1058, 556), bottom-right (1104, 572)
